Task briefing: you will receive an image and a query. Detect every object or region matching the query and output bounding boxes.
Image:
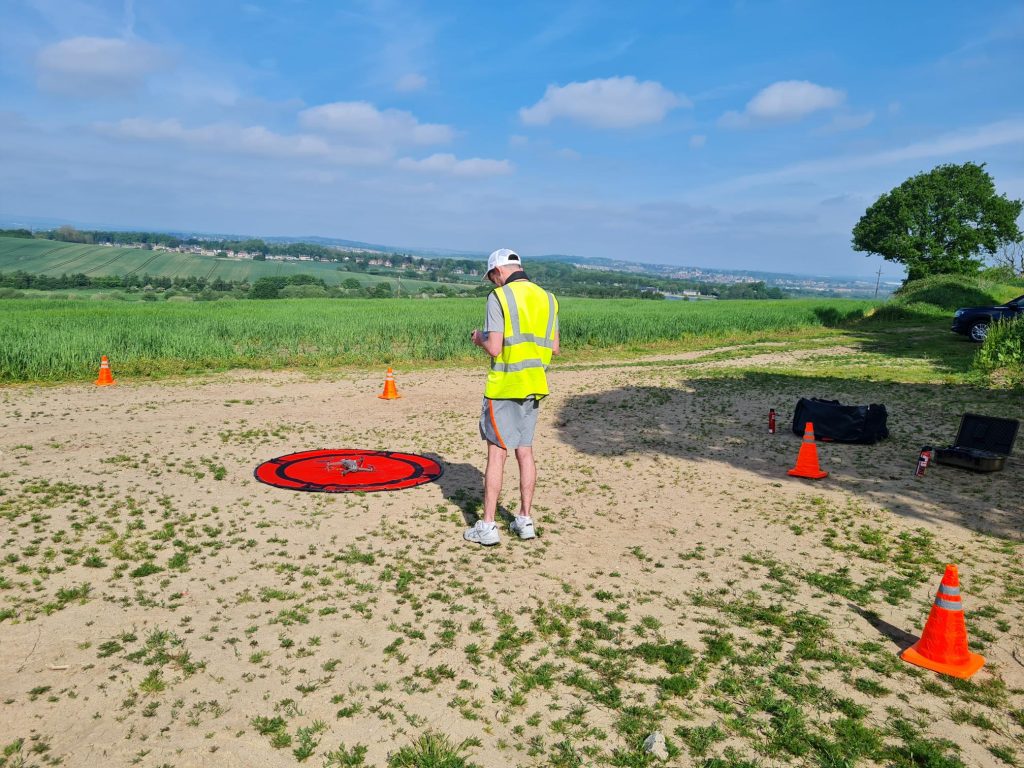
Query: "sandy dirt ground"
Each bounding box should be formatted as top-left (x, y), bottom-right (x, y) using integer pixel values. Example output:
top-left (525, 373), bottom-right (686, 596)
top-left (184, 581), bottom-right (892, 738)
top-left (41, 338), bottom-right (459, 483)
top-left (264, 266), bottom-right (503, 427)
top-left (1, 351), bottom-right (1022, 767)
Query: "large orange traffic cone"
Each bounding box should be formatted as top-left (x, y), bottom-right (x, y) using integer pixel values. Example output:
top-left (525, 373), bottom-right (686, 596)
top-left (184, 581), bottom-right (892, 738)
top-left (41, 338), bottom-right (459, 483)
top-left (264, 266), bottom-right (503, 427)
top-left (787, 422), bottom-right (827, 479)
top-left (94, 355), bottom-right (116, 387)
top-left (901, 564), bottom-right (985, 679)
top-left (378, 367), bottom-right (400, 400)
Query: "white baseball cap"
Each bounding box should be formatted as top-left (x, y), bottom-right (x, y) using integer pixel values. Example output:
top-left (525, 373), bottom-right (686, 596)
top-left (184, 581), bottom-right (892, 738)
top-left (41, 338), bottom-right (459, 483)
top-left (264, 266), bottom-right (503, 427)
top-left (486, 248), bottom-right (522, 275)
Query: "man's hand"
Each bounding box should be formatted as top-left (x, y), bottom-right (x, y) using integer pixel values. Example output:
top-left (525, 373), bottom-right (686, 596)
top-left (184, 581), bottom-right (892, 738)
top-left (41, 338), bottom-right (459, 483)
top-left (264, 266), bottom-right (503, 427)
top-left (472, 329), bottom-right (503, 357)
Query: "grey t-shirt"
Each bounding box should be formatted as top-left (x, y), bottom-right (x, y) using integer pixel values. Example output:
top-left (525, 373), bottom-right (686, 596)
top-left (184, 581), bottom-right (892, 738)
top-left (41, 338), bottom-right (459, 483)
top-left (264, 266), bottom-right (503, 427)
top-left (484, 292), bottom-right (504, 335)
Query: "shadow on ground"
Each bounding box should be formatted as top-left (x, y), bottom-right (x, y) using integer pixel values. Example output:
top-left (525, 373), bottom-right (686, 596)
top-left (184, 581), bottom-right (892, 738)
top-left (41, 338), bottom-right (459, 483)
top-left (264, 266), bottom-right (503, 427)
top-left (428, 458), bottom-right (520, 527)
top-left (425, 458), bottom-right (481, 525)
top-left (841, 314), bottom-right (982, 377)
top-left (554, 373), bottom-right (1023, 539)
top-left (849, 603), bottom-right (919, 652)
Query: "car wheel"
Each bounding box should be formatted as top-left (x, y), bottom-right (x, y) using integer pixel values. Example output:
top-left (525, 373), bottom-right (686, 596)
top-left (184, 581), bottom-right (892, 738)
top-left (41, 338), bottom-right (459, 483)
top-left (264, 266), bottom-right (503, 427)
top-left (968, 322), bottom-right (989, 342)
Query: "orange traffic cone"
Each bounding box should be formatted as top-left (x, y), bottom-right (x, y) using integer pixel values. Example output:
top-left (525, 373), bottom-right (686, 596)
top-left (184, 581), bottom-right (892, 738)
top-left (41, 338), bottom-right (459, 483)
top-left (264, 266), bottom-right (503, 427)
top-left (787, 422), bottom-right (827, 479)
top-left (378, 367), bottom-right (400, 400)
top-left (901, 564), bottom-right (985, 679)
top-left (94, 355), bottom-right (116, 387)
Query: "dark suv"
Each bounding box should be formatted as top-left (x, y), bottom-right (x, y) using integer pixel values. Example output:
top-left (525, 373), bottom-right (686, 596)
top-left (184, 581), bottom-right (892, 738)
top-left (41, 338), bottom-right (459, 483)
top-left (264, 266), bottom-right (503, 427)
top-left (951, 294), bottom-right (1024, 342)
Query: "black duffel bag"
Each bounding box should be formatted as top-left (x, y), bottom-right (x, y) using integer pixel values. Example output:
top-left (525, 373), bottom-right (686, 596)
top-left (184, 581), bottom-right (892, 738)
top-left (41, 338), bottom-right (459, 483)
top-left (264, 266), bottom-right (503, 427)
top-left (791, 398), bottom-right (889, 444)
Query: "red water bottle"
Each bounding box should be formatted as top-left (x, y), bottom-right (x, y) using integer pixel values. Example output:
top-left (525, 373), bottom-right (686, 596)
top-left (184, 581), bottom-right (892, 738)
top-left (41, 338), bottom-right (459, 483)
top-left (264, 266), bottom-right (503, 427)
top-left (768, 409), bottom-right (776, 434)
top-left (915, 446), bottom-right (932, 477)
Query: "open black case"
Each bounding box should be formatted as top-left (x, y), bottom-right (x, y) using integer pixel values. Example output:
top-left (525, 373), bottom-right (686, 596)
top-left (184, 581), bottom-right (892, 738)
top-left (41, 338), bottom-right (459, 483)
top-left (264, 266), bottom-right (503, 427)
top-left (934, 413), bottom-right (1019, 472)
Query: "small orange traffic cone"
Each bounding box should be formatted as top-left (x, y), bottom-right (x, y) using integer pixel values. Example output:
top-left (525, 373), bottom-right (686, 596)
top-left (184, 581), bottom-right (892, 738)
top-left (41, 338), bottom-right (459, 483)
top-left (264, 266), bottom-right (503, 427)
top-left (787, 422), bottom-right (827, 479)
top-left (378, 367), bottom-right (400, 400)
top-left (901, 564), bottom-right (985, 679)
top-left (94, 355), bottom-right (116, 387)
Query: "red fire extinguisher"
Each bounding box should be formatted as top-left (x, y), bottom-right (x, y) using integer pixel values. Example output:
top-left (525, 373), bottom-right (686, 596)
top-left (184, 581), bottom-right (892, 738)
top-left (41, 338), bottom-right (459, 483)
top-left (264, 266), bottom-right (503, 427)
top-left (768, 409), bottom-right (776, 434)
top-left (915, 446), bottom-right (932, 477)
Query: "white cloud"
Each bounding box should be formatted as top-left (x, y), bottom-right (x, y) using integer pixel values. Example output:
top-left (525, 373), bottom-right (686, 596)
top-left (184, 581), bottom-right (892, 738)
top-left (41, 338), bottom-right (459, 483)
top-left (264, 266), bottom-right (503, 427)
top-left (748, 80), bottom-right (844, 119)
top-left (707, 119), bottom-right (1024, 194)
top-left (36, 36), bottom-right (171, 96)
top-left (689, 134), bottom-right (707, 149)
top-left (519, 76), bottom-right (688, 129)
top-left (299, 101), bottom-right (453, 146)
top-left (720, 80), bottom-right (845, 128)
top-left (396, 153), bottom-right (512, 177)
top-left (103, 115), bottom-right (512, 176)
top-left (96, 118), bottom-right (392, 165)
top-left (394, 73), bottom-right (427, 92)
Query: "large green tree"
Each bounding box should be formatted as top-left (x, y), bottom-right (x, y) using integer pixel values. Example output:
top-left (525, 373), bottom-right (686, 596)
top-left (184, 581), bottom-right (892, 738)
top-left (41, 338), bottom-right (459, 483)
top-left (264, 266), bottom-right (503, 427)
top-left (852, 162), bottom-right (1022, 281)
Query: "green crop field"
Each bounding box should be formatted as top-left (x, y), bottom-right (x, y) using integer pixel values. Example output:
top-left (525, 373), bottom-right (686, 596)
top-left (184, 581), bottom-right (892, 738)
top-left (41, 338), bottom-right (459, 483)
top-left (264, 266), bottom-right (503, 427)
top-left (0, 236), bottom-right (461, 291)
top-left (0, 296), bottom-right (874, 382)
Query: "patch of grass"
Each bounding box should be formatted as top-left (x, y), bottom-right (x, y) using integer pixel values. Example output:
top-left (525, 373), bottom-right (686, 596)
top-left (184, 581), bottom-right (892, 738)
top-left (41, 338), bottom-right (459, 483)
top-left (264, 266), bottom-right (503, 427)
top-left (633, 640), bottom-right (695, 672)
top-left (804, 567), bottom-right (874, 604)
top-left (292, 721), bottom-right (327, 762)
top-left (52, 582), bottom-right (91, 607)
top-left (129, 562), bottom-right (164, 578)
top-left (387, 731), bottom-right (482, 768)
top-left (658, 672), bottom-right (701, 697)
top-left (167, 551), bottom-right (188, 569)
top-left (886, 718), bottom-right (965, 768)
top-left (852, 677), bottom-right (890, 697)
top-left (702, 632), bottom-right (734, 664)
top-left (139, 670), bottom-right (166, 694)
top-left (323, 743), bottom-right (369, 767)
top-left (676, 724), bottom-right (727, 757)
top-left (252, 714), bottom-right (292, 750)
top-left (988, 745), bottom-right (1018, 766)
top-left (893, 273), bottom-right (1019, 311)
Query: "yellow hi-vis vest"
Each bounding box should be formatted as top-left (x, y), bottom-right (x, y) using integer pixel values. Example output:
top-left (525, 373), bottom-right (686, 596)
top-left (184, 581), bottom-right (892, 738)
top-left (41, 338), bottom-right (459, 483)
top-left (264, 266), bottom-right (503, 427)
top-left (485, 280), bottom-right (558, 400)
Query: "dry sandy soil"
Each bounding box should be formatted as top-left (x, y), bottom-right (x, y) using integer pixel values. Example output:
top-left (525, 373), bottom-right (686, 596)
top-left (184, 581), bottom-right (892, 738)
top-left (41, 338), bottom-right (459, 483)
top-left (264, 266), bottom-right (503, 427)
top-left (1, 349), bottom-right (1022, 768)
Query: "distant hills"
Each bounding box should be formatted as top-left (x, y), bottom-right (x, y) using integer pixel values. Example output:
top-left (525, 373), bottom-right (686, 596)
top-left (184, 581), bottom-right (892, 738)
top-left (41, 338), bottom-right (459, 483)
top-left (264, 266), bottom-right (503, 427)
top-left (0, 218), bottom-right (894, 296)
top-left (0, 236), bottom-right (467, 294)
top-left (254, 236), bottom-right (891, 295)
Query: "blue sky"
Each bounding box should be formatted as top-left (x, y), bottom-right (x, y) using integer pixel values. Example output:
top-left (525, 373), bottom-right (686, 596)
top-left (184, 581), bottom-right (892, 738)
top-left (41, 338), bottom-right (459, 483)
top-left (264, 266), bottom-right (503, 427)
top-left (1, 1), bottom-right (1022, 276)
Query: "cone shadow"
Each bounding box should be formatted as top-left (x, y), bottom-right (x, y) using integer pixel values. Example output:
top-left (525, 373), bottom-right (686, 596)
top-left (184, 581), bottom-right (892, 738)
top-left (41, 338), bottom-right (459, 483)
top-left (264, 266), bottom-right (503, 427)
top-left (848, 604), bottom-right (918, 652)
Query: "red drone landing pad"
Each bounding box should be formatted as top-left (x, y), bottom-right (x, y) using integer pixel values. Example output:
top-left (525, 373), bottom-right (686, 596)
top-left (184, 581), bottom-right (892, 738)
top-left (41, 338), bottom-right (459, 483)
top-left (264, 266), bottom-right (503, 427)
top-left (254, 449), bottom-right (443, 493)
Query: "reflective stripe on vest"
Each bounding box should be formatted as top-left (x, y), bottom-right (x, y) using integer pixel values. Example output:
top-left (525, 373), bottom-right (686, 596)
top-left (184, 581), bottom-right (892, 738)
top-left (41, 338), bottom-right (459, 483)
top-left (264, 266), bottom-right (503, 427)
top-left (491, 359), bottom-right (548, 373)
top-left (485, 281), bottom-right (558, 400)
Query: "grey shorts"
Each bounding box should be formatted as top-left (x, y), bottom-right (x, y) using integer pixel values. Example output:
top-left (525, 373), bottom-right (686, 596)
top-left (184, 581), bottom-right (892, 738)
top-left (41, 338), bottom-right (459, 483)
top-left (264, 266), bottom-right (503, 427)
top-left (479, 397), bottom-right (540, 449)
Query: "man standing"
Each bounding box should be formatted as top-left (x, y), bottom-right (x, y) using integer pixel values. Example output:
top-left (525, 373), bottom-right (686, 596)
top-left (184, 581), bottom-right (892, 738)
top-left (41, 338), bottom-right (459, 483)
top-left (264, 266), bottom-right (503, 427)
top-left (466, 248), bottom-right (559, 546)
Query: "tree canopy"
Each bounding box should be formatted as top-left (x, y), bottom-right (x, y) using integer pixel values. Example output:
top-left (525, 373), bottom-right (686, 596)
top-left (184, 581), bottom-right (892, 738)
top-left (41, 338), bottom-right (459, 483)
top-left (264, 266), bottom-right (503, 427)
top-left (852, 162), bottom-right (1023, 281)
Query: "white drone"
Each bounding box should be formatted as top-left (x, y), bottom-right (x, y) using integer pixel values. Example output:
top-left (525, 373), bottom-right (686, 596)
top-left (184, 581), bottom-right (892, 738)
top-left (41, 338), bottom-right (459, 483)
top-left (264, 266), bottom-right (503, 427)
top-left (320, 457), bottom-right (376, 476)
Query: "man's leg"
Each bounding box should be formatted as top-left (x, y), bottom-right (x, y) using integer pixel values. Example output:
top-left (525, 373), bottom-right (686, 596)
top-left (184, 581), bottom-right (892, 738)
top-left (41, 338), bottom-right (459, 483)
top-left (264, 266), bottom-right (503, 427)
top-left (482, 441), bottom-right (507, 524)
top-left (515, 446), bottom-right (535, 518)
top-left (508, 446), bottom-right (537, 540)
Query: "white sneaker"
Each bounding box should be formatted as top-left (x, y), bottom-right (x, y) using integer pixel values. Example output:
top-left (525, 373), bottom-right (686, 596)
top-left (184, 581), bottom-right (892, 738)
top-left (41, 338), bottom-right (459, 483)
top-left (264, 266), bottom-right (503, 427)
top-left (510, 515), bottom-right (536, 540)
top-left (464, 520), bottom-right (500, 546)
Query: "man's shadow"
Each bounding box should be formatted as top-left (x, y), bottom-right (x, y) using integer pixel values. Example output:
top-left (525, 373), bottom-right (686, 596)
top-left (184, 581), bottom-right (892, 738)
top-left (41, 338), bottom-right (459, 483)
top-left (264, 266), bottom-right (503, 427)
top-left (427, 457), bottom-right (514, 526)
